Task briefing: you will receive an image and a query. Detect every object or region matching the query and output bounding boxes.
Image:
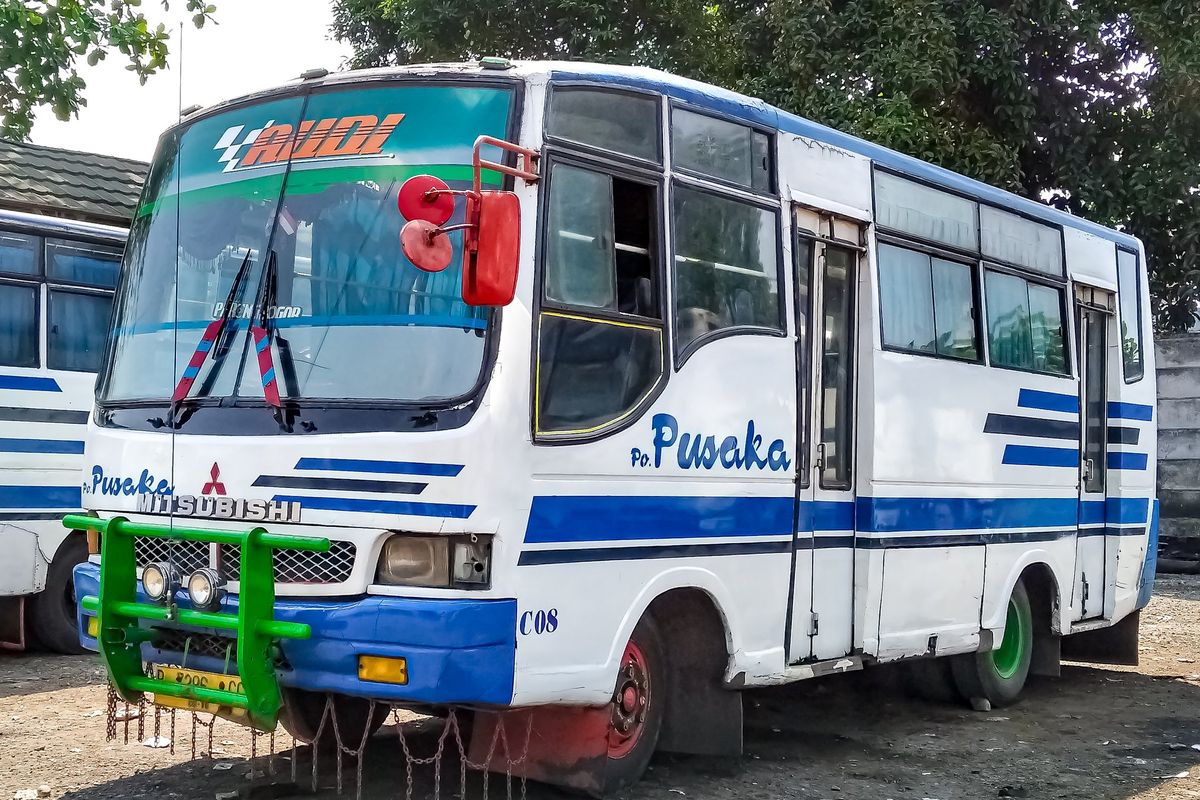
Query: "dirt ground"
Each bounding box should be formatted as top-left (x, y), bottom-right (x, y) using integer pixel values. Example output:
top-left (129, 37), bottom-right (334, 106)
top-left (4, 575), bottom-right (1200, 800)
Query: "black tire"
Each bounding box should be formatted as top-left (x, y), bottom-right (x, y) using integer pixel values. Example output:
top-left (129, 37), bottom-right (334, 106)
top-left (280, 689), bottom-right (390, 749)
top-left (603, 615), bottom-right (667, 794)
top-left (950, 580), bottom-right (1034, 708)
top-left (28, 535), bottom-right (87, 654)
top-left (902, 656), bottom-right (963, 705)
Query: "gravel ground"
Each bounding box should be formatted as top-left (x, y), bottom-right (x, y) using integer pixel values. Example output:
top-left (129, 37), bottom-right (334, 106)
top-left (3, 575), bottom-right (1200, 800)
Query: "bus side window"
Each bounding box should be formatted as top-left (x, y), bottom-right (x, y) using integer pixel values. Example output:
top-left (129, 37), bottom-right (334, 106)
top-left (0, 230), bottom-right (41, 368)
top-left (45, 238), bottom-right (120, 372)
top-left (536, 160), bottom-right (664, 439)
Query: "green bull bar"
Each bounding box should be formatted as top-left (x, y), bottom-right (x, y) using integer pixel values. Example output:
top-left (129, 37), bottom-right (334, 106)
top-left (64, 514), bottom-right (331, 731)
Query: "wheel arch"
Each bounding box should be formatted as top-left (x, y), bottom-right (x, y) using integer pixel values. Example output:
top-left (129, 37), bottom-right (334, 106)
top-left (983, 551), bottom-right (1067, 636)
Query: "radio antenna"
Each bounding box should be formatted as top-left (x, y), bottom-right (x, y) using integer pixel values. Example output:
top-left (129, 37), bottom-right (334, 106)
top-left (177, 21), bottom-right (184, 122)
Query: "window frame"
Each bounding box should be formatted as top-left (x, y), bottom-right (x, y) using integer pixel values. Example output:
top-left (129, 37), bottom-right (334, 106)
top-left (543, 82), bottom-right (664, 170)
top-left (0, 275), bottom-right (42, 369)
top-left (531, 132), bottom-right (670, 444)
top-left (1116, 246), bottom-right (1144, 384)
top-left (668, 101), bottom-right (778, 198)
top-left (870, 164), bottom-right (1072, 378)
top-left (875, 234), bottom-right (984, 366)
top-left (0, 227), bottom-right (45, 280)
top-left (792, 224), bottom-right (816, 489)
top-left (981, 261), bottom-right (1071, 379)
top-left (669, 175), bottom-right (786, 368)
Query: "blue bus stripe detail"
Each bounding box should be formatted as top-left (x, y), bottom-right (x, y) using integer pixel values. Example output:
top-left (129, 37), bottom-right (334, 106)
top-left (1108, 497), bottom-right (1150, 524)
top-left (261, 367), bottom-right (276, 386)
top-left (1138, 500), bottom-right (1160, 609)
top-left (195, 338), bottom-right (214, 352)
top-left (272, 494), bottom-right (474, 519)
top-left (1016, 389), bottom-right (1079, 414)
top-left (795, 500), bottom-right (856, 532)
top-left (256, 336), bottom-right (270, 353)
top-left (984, 414), bottom-right (1078, 440)
top-left (0, 438), bottom-right (84, 455)
top-left (0, 375), bottom-right (62, 392)
top-left (525, 495), bottom-right (795, 544)
top-left (1002, 444), bottom-right (1078, 467)
top-left (1080, 500), bottom-right (1106, 525)
top-left (182, 365), bottom-right (200, 379)
top-left (294, 458), bottom-right (463, 477)
top-left (519, 540), bottom-right (790, 565)
top-left (857, 496), bottom-right (1085, 532)
top-left (0, 485), bottom-right (81, 508)
top-left (1108, 402), bottom-right (1153, 421)
top-left (1108, 451), bottom-right (1149, 470)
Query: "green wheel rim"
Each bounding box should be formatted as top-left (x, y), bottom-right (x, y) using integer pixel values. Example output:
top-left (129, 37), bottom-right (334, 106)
top-left (992, 595), bottom-right (1030, 680)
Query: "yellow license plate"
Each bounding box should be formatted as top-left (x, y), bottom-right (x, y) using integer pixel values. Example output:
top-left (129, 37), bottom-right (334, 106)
top-left (150, 665), bottom-right (247, 722)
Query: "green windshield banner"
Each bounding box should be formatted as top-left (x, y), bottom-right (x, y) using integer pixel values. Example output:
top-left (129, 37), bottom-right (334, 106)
top-left (154, 84), bottom-right (514, 211)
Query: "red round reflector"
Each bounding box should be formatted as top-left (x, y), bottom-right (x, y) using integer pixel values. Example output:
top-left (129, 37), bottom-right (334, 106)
top-left (400, 219), bottom-right (452, 273)
top-left (397, 174), bottom-right (454, 225)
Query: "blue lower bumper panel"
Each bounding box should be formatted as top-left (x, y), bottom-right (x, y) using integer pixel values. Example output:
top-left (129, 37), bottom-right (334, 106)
top-left (74, 562), bottom-right (517, 706)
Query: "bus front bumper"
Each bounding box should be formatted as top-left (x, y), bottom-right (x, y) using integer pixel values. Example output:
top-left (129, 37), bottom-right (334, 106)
top-left (73, 562), bottom-right (517, 706)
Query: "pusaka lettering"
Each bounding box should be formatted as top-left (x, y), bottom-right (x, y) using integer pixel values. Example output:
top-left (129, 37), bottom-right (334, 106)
top-left (138, 493), bottom-right (302, 524)
top-left (630, 413), bottom-right (792, 472)
top-left (86, 465), bottom-right (173, 497)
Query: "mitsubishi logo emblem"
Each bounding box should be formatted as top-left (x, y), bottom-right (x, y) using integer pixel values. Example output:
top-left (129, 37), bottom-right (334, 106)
top-left (202, 462), bottom-right (227, 496)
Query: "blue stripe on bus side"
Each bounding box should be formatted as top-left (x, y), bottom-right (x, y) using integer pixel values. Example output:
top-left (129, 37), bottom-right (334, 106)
top-left (1108, 451), bottom-right (1149, 470)
top-left (1108, 401), bottom-right (1154, 421)
top-left (1017, 388), bottom-right (1079, 414)
top-left (0, 437), bottom-right (85, 454)
top-left (294, 458), bottom-right (463, 477)
top-left (857, 496), bottom-right (1085, 532)
top-left (1002, 444), bottom-right (1078, 467)
top-left (524, 495), bottom-right (795, 544)
top-left (0, 485), bottom-right (81, 508)
top-left (0, 375), bottom-right (62, 392)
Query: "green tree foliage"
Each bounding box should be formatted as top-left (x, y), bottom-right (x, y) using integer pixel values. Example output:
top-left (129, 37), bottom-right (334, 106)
top-left (0, 0), bottom-right (216, 140)
top-left (332, 0), bottom-right (1200, 331)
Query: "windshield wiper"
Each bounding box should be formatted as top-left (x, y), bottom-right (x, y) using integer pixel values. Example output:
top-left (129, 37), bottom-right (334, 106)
top-left (247, 249), bottom-right (298, 408)
top-left (171, 248), bottom-right (255, 404)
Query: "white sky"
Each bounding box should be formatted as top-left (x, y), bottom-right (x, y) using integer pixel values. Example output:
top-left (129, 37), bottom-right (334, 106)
top-left (30, 1), bottom-right (352, 162)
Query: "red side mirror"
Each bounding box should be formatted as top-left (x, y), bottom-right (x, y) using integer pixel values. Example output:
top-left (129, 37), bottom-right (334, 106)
top-left (463, 191), bottom-right (520, 306)
top-left (398, 175), bottom-right (454, 225)
top-left (400, 219), bottom-right (453, 272)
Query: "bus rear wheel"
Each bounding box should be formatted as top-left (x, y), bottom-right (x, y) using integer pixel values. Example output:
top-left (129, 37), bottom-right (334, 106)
top-left (28, 536), bottom-right (87, 654)
top-left (603, 616), bottom-right (666, 792)
top-left (951, 580), bottom-right (1033, 707)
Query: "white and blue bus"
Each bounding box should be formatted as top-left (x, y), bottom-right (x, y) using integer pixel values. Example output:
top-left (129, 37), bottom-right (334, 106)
top-left (0, 208), bottom-right (121, 653)
top-left (72, 61), bottom-right (1157, 792)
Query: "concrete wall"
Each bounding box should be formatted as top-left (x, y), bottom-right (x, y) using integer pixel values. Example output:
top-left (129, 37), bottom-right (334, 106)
top-left (1157, 334), bottom-right (1200, 559)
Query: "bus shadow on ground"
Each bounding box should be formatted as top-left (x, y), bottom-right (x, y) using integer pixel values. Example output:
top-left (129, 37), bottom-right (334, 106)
top-left (59, 662), bottom-right (1200, 800)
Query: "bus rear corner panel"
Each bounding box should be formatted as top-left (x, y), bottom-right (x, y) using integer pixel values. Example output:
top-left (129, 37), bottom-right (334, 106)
top-left (1060, 611), bottom-right (1141, 666)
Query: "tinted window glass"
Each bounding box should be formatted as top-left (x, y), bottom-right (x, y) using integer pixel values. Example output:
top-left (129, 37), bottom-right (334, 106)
top-left (986, 270), bottom-right (1066, 374)
top-left (1028, 283), bottom-right (1065, 373)
top-left (672, 109), bottom-right (771, 192)
top-left (879, 244), bottom-right (935, 353)
top-left (0, 282), bottom-right (38, 367)
top-left (820, 246), bottom-right (855, 489)
top-left (49, 290), bottom-right (113, 372)
top-left (46, 238), bottom-right (122, 287)
top-left (980, 205), bottom-right (1062, 276)
top-left (0, 231), bottom-right (40, 276)
top-left (1117, 249), bottom-right (1143, 382)
top-left (874, 172), bottom-right (977, 251)
top-left (545, 165), bottom-right (615, 309)
top-left (672, 186), bottom-right (779, 351)
top-left (547, 89), bottom-right (660, 162)
top-left (536, 313), bottom-right (663, 434)
top-left (932, 258), bottom-right (977, 359)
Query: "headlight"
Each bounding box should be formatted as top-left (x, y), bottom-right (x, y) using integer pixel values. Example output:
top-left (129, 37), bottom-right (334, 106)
top-left (376, 535), bottom-right (492, 588)
top-left (187, 568), bottom-right (225, 610)
top-left (142, 562), bottom-right (180, 603)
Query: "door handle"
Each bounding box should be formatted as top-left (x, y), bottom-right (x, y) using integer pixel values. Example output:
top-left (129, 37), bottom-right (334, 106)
top-left (815, 442), bottom-right (826, 471)
top-left (1082, 458), bottom-right (1094, 481)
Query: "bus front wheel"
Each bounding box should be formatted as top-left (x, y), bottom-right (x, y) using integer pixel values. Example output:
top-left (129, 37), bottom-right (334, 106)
top-left (603, 615), bottom-right (666, 792)
top-left (951, 580), bottom-right (1033, 707)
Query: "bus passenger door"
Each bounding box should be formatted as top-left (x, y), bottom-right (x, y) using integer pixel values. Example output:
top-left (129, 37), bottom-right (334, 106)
top-left (1075, 289), bottom-right (1112, 620)
top-left (788, 208), bottom-right (860, 663)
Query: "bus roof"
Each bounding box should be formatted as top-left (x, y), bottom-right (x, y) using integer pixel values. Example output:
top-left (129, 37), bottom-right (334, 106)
top-left (179, 59), bottom-right (1142, 252)
top-left (526, 61), bottom-right (1141, 252)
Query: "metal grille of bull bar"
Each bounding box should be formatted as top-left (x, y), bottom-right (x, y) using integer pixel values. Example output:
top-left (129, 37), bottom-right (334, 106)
top-left (133, 537), bottom-right (357, 585)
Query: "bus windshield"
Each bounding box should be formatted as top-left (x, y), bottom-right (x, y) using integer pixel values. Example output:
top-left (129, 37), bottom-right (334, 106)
top-left (101, 82), bottom-right (515, 405)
